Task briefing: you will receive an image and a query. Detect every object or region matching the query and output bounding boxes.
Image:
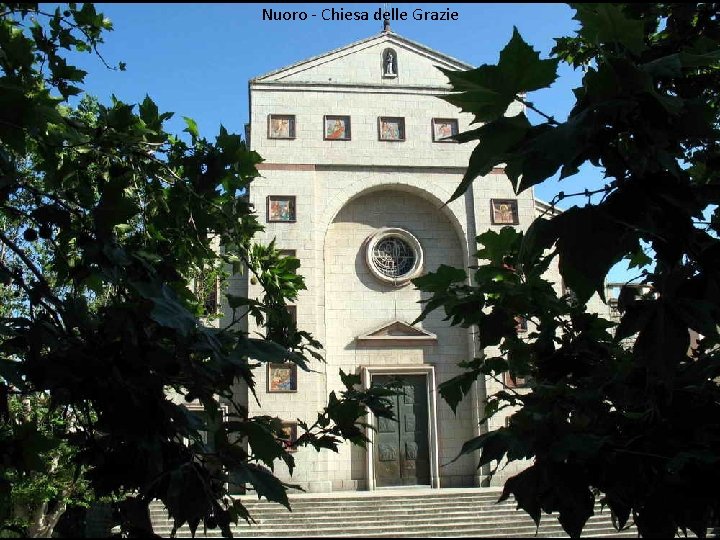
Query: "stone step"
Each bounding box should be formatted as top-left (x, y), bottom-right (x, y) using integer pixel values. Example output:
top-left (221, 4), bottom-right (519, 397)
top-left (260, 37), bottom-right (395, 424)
top-left (153, 516), bottom-right (628, 532)
top-left (232, 494), bottom-right (504, 507)
top-left (149, 508), bottom-right (583, 526)
top-left (151, 501), bottom-right (525, 519)
top-left (160, 532), bottom-right (638, 539)
top-left (151, 503), bottom-right (527, 520)
top-left (154, 496), bottom-right (507, 508)
top-left (154, 522), bottom-right (635, 539)
top-left (238, 490), bottom-right (503, 499)
top-left (156, 530), bottom-right (632, 539)
top-left (151, 508), bottom-right (617, 525)
top-left (149, 490), bottom-right (642, 538)
top-left (191, 498), bottom-right (520, 513)
top-left (150, 499), bottom-right (604, 515)
top-left (238, 497), bottom-right (505, 507)
top-left (153, 514), bottom-right (621, 531)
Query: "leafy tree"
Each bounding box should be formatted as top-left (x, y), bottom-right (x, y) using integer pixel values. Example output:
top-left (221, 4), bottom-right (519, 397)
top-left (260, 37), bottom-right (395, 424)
top-left (0, 393), bottom-right (95, 538)
top-left (415, 3), bottom-right (720, 538)
top-left (0, 3), bottom-right (393, 537)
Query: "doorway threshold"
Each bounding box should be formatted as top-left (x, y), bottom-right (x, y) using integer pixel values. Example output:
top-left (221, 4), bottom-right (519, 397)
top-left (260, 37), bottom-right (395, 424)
top-left (376, 485), bottom-right (432, 490)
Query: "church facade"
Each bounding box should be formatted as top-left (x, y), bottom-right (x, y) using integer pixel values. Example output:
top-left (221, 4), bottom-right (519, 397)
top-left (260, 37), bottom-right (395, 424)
top-left (234, 29), bottom-right (570, 493)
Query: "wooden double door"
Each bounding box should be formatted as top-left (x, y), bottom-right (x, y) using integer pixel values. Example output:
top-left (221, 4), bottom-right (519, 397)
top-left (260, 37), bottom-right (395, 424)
top-left (373, 374), bottom-right (431, 487)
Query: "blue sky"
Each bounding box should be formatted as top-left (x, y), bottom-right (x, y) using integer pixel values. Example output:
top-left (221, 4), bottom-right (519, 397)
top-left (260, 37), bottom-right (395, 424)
top-left (63, 2), bottom-right (633, 282)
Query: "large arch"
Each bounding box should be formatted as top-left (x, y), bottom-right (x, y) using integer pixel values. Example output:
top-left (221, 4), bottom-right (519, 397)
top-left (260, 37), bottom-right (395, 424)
top-left (319, 183), bottom-right (479, 490)
top-left (317, 177), bottom-right (471, 267)
top-left (313, 177), bottom-right (475, 354)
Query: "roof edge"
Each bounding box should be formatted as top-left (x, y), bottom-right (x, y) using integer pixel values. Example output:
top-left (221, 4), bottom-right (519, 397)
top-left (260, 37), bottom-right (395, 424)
top-left (535, 198), bottom-right (563, 217)
top-left (251, 30), bottom-right (474, 82)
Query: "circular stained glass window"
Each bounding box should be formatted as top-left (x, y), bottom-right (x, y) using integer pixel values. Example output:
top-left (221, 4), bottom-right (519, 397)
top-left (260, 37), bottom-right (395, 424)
top-left (372, 237), bottom-right (415, 278)
top-left (365, 228), bottom-right (423, 285)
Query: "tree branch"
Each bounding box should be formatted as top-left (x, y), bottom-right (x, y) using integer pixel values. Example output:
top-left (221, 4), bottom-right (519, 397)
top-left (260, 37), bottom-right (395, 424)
top-left (31, 8), bottom-right (119, 72)
top-left (0, 231), bottom-right (64, 312)
top-left (516, 96), bottom-right (560, 125)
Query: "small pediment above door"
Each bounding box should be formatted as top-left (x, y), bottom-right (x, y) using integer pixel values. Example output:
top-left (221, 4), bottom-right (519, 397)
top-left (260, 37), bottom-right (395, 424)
top-left (356, 320), bottom-right (437, 346)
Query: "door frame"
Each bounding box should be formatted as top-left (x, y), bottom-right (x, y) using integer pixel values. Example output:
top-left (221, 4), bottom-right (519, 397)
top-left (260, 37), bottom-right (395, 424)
top-left (361, 365), bottom-right (440, 490)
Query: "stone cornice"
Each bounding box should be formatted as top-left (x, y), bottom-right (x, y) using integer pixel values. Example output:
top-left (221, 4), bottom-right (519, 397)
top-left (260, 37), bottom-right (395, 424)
top-left (256, 163), bottom-right (506, 175)
top-left (250, 81), bottom-right (452, 95)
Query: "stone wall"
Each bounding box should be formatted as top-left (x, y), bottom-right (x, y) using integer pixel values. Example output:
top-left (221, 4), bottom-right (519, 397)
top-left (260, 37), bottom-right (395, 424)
top-left (239, 31), bottom-right (609, 492)
top-left (267, 37), bottom-right (466, 87)
top-left (323, 189), bottom-right (472, 489)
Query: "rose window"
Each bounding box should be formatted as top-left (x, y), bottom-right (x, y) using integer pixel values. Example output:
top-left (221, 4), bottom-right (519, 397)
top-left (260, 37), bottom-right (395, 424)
top-left (371, 237), bottom-right (415, 278)
top-left (365, 228), bottom-right (423, 285)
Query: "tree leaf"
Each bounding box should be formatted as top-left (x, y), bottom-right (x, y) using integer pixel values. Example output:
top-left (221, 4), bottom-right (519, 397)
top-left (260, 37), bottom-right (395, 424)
top-left (477, 227), bottom-right (522, 265)
top-left (448, 114), bottom-right (531, 202)
top-left (553, 207), bottom-right (637, 304)
top-left (139, 95), bottom-right (159, 126)
top-left (440, 28), bottom-right (558, 125)
top-left (234, 420), bottom-right (286, 470)
top-left (500, 466), bottom-right (542, 526)
top-left (498, 27), bottom-right (560, 93)
top-left (574, 4), bottom-right (647, 55)
top-left (132, 281), bottom-right (197, 336)
top-left (234, 463), bottom-right (292, 510)
top-left (633, 301), bottom-right (691, 378)
top-left (412, 265), bottom-right (466, 293)
top-left (183, 116), bottom-right (199, 142)
top-left (438, 369), bottom-right (480, 413)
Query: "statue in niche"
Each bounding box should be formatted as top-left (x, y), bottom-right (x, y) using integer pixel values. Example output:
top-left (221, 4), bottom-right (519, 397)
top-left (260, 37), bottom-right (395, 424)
top-left (384, 50), bottom-right (397, 76)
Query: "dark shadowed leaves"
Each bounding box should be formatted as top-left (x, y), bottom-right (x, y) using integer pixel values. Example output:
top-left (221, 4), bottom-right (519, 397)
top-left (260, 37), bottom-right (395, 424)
top-left (448, 114), bottom-right (531, 201)
top-left (553, 206), bottom-right (637, 304)
top-left (234, 463), bottom-right (292, 510)
top-left (133, 281), bottom-right (198, 336)
top-left (440, 28), bottom-right (558, 125)
top-left (574, 4), bottom-right (647, 55)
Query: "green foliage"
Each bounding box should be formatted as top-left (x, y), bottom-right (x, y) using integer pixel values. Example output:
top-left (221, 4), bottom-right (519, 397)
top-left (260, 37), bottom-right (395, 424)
top-left (0, 4), bottom-right (393, 537)
top-left (0, 393), bottom-right (97, 537)
top-left (418, 3), bottom-right (720, 538)
top-left (440, 28), bottom-right (559, 201)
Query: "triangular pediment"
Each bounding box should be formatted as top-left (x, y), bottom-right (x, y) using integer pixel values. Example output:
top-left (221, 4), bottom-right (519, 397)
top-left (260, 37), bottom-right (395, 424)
top-left (252, 31), bottom-right (472, 87)
top-left (357, 320), bottom-right (437, 345)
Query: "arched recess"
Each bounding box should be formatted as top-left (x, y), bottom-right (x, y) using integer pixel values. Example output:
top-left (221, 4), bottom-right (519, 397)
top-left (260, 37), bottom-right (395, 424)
top-left (314, 178), bottom-right (473, 351)
top-left (318, 179), bottom-right (470, 265)
top-left (382, 48), bottom-right (398, 77)
top-left (320, 184), bottom-right (479, 490)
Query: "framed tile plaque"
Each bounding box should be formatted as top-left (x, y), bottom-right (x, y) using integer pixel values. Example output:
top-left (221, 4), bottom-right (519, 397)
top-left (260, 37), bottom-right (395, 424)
top-left (268, 363), bottom-right (297, 393)
top-left (267, 195), bottom-right (296, 223)
top-left (268, 114), bottom-right (295, 139)
top-left (491, 199), bottom-right (519, 225)
top-left (432, 118), bottom-right (458, 142)
top-left (378, 117), bottom-right (405, 141)
top-left (324, 115), bottom-right (351, 140)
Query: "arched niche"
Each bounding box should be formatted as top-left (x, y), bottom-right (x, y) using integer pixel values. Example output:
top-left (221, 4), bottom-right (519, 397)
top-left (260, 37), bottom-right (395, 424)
top-left (382, 48), bottom-right (398, 78)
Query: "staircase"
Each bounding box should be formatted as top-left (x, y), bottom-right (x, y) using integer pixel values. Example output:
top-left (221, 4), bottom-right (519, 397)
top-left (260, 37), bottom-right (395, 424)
top-left (150, 488), bottom-right (641, 538)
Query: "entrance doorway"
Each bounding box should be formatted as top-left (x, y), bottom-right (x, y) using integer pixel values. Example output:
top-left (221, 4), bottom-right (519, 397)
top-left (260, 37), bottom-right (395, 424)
top-left (372, 374), bottom-right (431, 487)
